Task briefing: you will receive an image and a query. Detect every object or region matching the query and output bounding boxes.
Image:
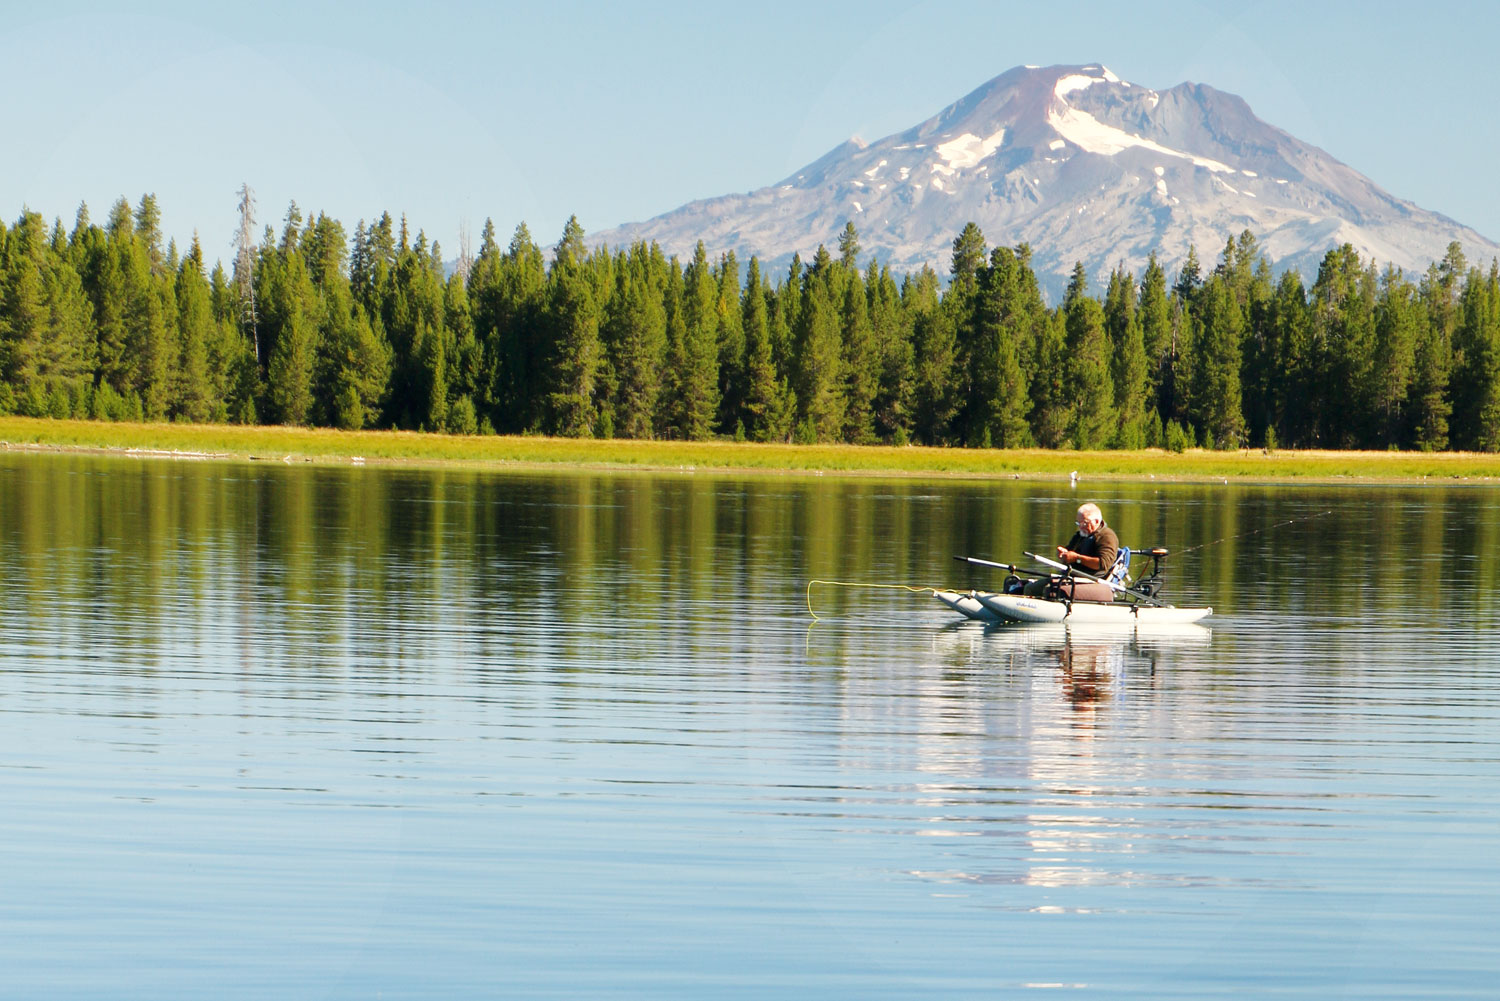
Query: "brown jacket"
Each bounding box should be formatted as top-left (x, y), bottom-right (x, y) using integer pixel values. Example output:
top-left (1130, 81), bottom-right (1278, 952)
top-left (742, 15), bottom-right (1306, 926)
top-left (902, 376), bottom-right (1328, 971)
top-left (1063, 524), bottom-right (1119, 578)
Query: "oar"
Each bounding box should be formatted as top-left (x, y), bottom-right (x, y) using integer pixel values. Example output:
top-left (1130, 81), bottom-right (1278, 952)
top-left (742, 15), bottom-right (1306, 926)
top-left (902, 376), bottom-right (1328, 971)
top-left (1023, 551), bottom-right (1169, 607)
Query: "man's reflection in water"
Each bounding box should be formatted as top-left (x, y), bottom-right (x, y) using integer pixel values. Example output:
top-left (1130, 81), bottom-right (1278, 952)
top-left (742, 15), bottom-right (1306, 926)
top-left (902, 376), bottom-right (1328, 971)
top-left (1056, 634), bottom-right (1124, 711)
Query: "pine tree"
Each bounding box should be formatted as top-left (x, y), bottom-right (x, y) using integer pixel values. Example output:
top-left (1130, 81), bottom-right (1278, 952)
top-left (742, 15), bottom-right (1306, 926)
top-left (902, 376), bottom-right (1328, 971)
top-left (1268, 269), bottom-right (1312, 446)
top-left (444, 271), bottom-right (480, 431)
top-left (950, 223), bottom-right (986, 290)
top-left (868, 260), bottom-right (913, 442)
top-left (301, 213), bottom-right (347, 292)
top-left (1138, 253), bottom-right (1171, 423)
top-left (674, 242), bottom-right (721, 439)
top-left (740, 257), bottom-right (793, 442)
top-left (840, 261), bottom-right (877, 443)
top-left (714, 251), bottom-right (747, 434)
top-left (965, 246), bottom-right (1035, 447)
top-left (121, 228), bottom-right (175, 419)
top-left (172, 237), bottom-right (215, 422)
top-left (606, 242), bottom-right (668, 439)
top-left (1173, 244), bottom-right (1202, 302)
top-left (1189, 273), bottom-right (1247, 448)
top-left (1062, 263), bottom-right (1113, 449)
top-left (0, 214), bottom-right (50, 407)
top-left (1029, 307), bottom-right (1071, 448)
top-left (315, 290), bottom-right (389, 430)
top-left (0, 212), bottom-right (94, 417)
top-left (305, 217), bottom-right (390, 432)
top-left (134, 193), bottom-right (165, 276)
top-left (263, 247), bottom-right (319, 425)
top-left (1410, 254), bottom-right (1458, 450)
top-left (793, 246), bottom-right (845, 441)
top-left (838, 221), bottom-right (860, 270)
top-left (1370, 266), bottom-right (1422, 446)
top-left (1104, 266), bottom-right (1147, 448)
top-left (907, 266), bottom-right (957, 444)
top-left (80, 211), bottom-right (133, 399)
top-left (1451, 262), bottom-right (1500, 450)
top-left (472, 221), bottom-right (546, 432)
top-left (536, 219), bottom-right (602, 436)
top-left (1309, 244), bottom-right (1377, 446)
top-left (379, 231), bottom-right (448, 429)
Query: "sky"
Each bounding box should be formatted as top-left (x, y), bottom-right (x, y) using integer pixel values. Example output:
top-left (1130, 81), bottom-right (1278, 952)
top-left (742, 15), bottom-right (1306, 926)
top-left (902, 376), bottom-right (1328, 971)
top-left (5, 0), bottom-right (1497, 270)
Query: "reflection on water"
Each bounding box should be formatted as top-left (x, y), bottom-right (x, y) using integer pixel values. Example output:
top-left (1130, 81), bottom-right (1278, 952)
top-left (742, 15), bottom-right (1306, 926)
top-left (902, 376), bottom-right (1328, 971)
top-left (917, 622), bottom-right (1217, 894)
top-left (2, 452), bottom-right (1498, 1000)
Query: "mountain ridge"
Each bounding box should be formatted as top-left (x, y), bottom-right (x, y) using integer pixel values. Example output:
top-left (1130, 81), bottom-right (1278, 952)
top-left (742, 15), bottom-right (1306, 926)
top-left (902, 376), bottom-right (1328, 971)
top-left (591, 64), bottom-right (1500, 298)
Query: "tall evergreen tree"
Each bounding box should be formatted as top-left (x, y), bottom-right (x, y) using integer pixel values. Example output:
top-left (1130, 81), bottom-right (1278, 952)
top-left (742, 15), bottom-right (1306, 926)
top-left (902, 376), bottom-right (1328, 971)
top-left (1103, 266), bottom-right (1147, 448)
top-left (1189, 273), bottom-right (1247, 447)
top-left (839, 260), bottom-right (878, 443)
top-left (172, 237), bottom-right (215, 422)
top-left (741, 256), bottom-right (793, 442)
top-left (1410, 253), bottom-right (1459, 450)
top-left (262, 244), bottom-right (319, 425)
top-left (1309, 244), bottom-right (1377, 446)
top-left (1138, 253), bottom-right (1171, 422)
top-left (606, 242), bottom-right (669, 439)
top-left (1451, 262), bottom-right (1500, 450)
top-left (1369, 266), bottom-right (1422, 446)
top-left (538, 220), bottom-right (602, 437)
top-left (1062, 263), bottom-right (1114, 449)
top-left (1173, 244), bottom-right (1202, 302)
top-left (868, 260), bottom-right (913, 442)
top-left (134, 193), bottom-right (165, 276)
top-left (964, 246), bottom-right (1035, 447)
top-left (950, 223), bottom-right (986, 290)
top-left (794, 246), bottom-right (846, 441)
top-left (674, 242), bottom-right (720, 439)
top-left (907, 266), bottom-right (956, 444)
top-left (714, 251), bottom-right (747, 434)
top-left (122, 227), bottom-right (175, 419)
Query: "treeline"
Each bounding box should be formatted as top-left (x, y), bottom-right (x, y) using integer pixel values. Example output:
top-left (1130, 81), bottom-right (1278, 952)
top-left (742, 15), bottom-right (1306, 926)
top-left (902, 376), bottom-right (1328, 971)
top-left (3, 195), bottom-right (1499, 450)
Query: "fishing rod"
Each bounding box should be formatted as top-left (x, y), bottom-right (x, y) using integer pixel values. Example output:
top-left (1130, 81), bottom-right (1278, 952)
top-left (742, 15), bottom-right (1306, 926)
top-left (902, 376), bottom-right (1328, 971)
top-left (1171, 509), bottom-right (1334, 557)
top-left (952, 555), bottom-right (1034, 575)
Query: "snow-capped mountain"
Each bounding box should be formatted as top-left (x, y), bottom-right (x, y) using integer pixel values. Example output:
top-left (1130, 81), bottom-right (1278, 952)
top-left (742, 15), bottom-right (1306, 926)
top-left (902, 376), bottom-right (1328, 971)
top-left (592, 63), bottom-right (1500, 298)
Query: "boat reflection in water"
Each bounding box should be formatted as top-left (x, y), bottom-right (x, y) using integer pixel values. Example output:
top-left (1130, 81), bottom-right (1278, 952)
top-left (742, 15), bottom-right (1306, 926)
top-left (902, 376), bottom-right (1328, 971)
top-left (916, 619), bottom-right (1214, 895)
top-left (970, 618), bottom-right (1212, 705)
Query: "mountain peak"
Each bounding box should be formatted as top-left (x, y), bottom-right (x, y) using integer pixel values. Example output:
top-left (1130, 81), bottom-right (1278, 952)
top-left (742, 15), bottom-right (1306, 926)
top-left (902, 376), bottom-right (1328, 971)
top-left (594, 64), bottom-right (1498, 298)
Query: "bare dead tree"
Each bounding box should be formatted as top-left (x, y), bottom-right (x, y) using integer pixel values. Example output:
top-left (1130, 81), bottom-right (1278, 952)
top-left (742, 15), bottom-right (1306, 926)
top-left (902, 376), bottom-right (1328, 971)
top-left (456, 220), bottom-right (474, 287)
top-left (233, 183), bottom-right (258, 364)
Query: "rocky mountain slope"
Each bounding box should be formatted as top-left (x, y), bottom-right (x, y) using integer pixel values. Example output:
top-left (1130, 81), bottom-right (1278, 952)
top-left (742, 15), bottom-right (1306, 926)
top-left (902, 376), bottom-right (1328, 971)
top-left (592, 64), bottom-right (1500, 298)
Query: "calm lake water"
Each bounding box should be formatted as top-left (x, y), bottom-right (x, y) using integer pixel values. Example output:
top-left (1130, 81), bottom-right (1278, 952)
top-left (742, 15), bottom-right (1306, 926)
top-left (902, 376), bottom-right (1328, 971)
top-left (2, 452), bottom-right (1497, 1000)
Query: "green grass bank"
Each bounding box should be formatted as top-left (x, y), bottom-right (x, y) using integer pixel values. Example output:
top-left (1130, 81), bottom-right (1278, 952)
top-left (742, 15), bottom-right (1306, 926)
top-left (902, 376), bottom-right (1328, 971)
top-left (3, 416), bottom-right (1500, 482)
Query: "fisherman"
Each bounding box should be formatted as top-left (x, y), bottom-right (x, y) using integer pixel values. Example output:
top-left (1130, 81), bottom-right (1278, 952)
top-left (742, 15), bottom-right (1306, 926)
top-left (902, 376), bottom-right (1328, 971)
top-left (1023, 502), bottom-right (1119, 601)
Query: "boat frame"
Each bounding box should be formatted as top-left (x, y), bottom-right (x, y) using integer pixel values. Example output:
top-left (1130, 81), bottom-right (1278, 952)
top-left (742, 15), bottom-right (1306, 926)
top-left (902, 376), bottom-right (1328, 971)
top-left (937, 546), bottom-right (1212, 625)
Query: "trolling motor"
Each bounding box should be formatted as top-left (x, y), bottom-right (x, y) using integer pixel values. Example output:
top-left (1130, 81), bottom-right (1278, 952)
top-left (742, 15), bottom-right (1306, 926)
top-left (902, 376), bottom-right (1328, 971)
top-left (1131, 547), bottom-right (1171, 598)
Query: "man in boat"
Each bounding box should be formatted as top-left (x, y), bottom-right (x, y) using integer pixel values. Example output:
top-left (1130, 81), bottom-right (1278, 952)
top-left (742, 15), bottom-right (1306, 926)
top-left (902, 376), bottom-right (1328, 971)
top-left (1023, 502), bottom-right (1119, 601)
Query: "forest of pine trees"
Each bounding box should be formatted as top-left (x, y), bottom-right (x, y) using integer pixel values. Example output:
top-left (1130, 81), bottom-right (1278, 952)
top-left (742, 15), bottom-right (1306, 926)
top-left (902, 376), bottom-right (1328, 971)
top-left (4, 196), bottom-right (1500, 451)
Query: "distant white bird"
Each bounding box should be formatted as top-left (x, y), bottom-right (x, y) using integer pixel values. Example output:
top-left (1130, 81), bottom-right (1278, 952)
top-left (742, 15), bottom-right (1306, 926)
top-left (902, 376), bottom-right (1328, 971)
top-left (1070, 470), bottom-right (1079, 486)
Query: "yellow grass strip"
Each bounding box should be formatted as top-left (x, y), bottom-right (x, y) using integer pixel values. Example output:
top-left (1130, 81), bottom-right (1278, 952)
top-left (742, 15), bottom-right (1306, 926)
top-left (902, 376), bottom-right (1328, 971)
top-left (3, 416), bottom-right (1500, 482)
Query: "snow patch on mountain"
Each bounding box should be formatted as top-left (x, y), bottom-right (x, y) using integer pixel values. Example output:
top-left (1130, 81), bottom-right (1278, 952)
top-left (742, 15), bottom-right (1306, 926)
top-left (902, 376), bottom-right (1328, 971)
top-left (1049, 70), bottom-right (1234, 173)
top-left (934, 129), bottom-right (1007, 171)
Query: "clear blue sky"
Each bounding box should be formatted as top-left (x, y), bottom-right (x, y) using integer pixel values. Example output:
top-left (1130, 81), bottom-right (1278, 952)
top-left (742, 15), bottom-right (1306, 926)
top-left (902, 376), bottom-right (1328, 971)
top-left (6, 0), bottom-right (1496, 270)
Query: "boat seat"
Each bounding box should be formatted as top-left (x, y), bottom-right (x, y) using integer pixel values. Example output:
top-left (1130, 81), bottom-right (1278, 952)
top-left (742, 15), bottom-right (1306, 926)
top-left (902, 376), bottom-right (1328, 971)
top-left (1105, 546), bottom-right (1131, 586)
top-left (1048, 578), bottom-right (1116, 603)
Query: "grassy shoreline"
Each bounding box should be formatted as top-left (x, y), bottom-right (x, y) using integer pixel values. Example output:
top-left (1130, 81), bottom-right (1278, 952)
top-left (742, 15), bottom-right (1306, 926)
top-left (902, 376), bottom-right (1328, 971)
top-left (3, 416), bottom-right (1499, 483)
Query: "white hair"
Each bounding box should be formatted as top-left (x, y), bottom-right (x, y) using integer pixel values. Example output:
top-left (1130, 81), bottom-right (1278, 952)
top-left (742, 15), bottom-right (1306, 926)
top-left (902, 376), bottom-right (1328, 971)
top-left (1077, 502), bottom-right (1103, 522)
